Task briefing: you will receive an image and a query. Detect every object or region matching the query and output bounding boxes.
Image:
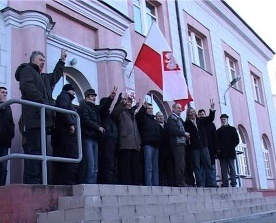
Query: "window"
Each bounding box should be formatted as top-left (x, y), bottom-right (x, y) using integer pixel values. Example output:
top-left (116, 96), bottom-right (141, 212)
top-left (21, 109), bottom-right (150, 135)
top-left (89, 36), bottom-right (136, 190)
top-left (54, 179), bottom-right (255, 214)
top-left (188, 30), bottom-right (206, 69)
top-left (225, 55), bottom-right (241, 90)
top-left (251, 73), bottom-right (264, 104)
top-left (133, 0), bottom-right (157, 35)
top-left (262, 135), bottom-right (273, 178)
top-left (236, 127), bottom-right (250, 177)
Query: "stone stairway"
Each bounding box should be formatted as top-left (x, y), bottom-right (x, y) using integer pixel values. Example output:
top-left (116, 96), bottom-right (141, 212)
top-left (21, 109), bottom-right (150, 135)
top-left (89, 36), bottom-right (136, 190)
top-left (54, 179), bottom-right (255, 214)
top-left (37, 185), bottom-right (276, 223)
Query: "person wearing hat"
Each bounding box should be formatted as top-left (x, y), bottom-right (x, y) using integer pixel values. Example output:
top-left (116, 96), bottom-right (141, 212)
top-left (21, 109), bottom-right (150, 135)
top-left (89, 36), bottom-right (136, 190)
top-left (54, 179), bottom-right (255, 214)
top-left (216, 114), bottom-right (239, 187)
top-left (53, 83), bottom-right (78, 185)
top-left (111, 95), bottom-right (142, 185)
top-left (78, 87), bottom-right (117, 184)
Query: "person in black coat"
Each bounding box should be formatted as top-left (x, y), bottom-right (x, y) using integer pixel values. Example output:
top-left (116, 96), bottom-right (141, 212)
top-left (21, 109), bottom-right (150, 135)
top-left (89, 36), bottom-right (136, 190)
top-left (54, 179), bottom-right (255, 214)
top-left (156, 111), bottom-right (175, 186)
top-left (15, 49), bottom-right (67, 184)
top-left (0, 87), bottom-right (15, 186)
top-left (98, 93), bottom-right (119, 184)
top-left (53, 84), bottom-right (78, 185)
top-left (198, 109), bottom-right (220, 186)
top-left (78, 88), bottom-right (116, 184)
top-left (217, 114), bottom-right (239, 187)
top-left (184, 100), bottom-right (217, 187)
top-left (136, 102), bottom-right (161, 186)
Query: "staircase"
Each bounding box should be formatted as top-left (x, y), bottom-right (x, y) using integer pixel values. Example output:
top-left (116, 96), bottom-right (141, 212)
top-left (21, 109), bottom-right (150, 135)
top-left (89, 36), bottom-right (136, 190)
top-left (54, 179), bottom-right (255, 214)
top-left (37, 184), bottom-right (276, 223)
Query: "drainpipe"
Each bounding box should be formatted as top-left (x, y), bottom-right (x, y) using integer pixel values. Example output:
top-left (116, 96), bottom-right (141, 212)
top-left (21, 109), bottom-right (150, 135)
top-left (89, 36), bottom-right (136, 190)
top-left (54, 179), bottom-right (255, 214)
top-left (174, 0), bottom-right (190, 106)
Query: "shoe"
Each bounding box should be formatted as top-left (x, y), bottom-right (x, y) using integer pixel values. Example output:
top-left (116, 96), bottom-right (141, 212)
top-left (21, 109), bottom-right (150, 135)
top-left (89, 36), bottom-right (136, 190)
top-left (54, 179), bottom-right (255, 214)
top-left (206, 184), bottom-right (219, 188)
top-left (221, 184), bottom-right (229, 187)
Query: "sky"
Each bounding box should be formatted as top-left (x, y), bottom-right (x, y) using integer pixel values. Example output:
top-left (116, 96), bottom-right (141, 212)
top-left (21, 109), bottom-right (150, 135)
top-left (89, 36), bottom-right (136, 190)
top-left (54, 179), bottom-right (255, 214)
top-left (224, 0), bottom-right (276, 93)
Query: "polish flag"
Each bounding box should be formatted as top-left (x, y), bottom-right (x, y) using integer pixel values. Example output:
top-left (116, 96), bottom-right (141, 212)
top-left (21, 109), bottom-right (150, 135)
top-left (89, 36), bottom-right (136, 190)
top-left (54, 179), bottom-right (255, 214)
top-left (134, 22), bottom-right (190, 103)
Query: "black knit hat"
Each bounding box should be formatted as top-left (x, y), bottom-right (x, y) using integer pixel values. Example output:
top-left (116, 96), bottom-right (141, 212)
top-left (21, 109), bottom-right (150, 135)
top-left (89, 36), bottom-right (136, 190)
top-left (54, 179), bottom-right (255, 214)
top-left (62, 84), bottom-right (75, 92)
top-left (220, 114), bottom-right (229, 119)
top-left (84, 88), bottom-right (97, 97)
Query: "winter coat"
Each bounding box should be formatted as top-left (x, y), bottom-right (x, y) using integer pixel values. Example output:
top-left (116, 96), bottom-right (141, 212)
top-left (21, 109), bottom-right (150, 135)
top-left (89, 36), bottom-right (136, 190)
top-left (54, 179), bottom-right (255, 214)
top-left (78, 97), bottom-right (112, 140)
top-left (184, 110), bottom-right (215, 150)
top-left (111, 103), bottom-right (141, 151)
top-left (202, 122), bottom-right (220, 165)
top-left (167, 114), bottom-right (187, 147)
top-left (15, 60), bottom-right (64, 130)
top-left (55, 91), bottom-right (77, 132)
top-left (136, 106), bottom-right (161, 147)
top-left (217, 124), bottom-right (239, 159)
top-left (0, 102), bottom-right (15, 148)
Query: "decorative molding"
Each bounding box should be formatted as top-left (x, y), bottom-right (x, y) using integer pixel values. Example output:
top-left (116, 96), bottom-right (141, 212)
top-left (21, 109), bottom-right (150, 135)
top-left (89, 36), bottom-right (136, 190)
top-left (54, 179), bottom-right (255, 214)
top-left (1, 7), bottom-right (55, 33)
top-left (47, 34), bottom-right (129, 65)
top-left (54, 0), bottom-right (130, 35)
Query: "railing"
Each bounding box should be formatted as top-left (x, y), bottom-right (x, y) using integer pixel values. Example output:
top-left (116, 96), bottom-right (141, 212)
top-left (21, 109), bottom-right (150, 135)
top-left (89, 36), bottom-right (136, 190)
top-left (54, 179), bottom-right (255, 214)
top-left (0, 98), bottom-right (82, 185)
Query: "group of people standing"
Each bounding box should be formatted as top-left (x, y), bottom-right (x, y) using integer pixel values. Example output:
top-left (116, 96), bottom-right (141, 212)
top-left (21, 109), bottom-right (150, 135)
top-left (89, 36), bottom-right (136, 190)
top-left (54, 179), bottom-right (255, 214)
top-left (0, 48), bottom-right (240, 188)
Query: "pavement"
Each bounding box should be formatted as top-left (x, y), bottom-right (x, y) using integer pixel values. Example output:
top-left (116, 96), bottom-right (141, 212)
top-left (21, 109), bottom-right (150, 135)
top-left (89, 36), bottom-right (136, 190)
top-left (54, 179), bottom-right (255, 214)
top-left (227, 215), bottom-right (276, 223)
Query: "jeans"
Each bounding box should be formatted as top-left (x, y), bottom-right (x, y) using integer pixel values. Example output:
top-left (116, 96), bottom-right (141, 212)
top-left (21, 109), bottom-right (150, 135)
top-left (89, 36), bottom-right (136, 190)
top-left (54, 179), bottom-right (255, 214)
top-left (190, 147), bottom-right (215, 187)
top-left (201, 164), bottom-right (217, 186)
top-left (0, 148), bottom-right (8, 186)
top-left (83, 138), bottom-right (98, 184)
top-left (144, 145), bottom-right (159, 186)
top-left (220, 159), bottom-right (237, 186)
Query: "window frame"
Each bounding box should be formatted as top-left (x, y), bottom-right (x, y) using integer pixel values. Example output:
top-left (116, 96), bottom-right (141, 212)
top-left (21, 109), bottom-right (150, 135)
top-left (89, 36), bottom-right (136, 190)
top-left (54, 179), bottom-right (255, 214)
top-left (261, 135), bottom-right (273, 179)
top-left (251, 72), bottom-right (264, 104)
top-left (188, 30), bottom-right (206, 69)
top-left (225, 54), bottom-right (242, 91)
top-left (133, 0), bottom-right (157, 35)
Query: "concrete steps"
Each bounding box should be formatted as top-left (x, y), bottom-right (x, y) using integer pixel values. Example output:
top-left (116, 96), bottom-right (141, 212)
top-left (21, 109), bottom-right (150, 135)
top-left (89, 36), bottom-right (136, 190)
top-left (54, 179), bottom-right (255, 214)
top-left (37, 185), bottom-right (276, 223)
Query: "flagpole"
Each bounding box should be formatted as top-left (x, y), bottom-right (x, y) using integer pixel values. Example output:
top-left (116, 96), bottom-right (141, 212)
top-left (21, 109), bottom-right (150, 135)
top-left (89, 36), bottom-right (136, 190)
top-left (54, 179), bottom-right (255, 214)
top-left (127, 65), bottom-right (135, 78)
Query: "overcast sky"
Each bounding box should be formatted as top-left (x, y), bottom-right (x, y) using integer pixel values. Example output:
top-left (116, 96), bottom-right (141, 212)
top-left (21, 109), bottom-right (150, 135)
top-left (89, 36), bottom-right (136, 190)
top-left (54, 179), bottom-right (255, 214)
top-left (224, 0), bottom-right (276, 92)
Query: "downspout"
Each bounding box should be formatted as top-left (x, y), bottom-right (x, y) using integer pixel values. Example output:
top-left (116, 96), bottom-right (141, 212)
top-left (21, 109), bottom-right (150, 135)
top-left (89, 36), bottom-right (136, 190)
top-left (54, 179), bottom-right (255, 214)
top-left (174, 0), bottom-right (191, 106)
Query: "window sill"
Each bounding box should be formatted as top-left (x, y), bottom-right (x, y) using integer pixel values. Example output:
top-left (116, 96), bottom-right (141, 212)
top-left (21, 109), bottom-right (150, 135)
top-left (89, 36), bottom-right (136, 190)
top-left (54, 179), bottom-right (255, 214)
top-left (191, 63), bottom-right (212, 75)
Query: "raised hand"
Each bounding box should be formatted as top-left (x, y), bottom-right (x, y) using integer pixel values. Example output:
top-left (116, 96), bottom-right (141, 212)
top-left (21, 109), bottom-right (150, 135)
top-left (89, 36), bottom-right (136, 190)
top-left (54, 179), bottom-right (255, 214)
top-left (110, 86), bottom-right (118, 99)
top-left (210, 99), bottom-right (215, 109)
top-left (60, 49), bottom-right (67, 62)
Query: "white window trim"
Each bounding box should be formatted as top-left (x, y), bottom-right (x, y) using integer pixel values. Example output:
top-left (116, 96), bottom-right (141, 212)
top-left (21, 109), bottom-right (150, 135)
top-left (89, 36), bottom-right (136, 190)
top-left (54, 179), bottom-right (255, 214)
top-left (225, 56), bottom-right (241, 90)
top-left (133, 0), bottom-right (157, 35)
top-left (261, 138), bottom-right (273, 178)
top-left (189, 31), bottom-right (206, 69)
top-left (251, 74), bottom-right (263, 104)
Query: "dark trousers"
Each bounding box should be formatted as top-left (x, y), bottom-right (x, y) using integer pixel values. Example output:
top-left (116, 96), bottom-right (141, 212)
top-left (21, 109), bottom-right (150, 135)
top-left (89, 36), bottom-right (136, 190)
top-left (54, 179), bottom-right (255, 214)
top-left (190, 147), bottom-right (214, 187)
top-left (159, 153), bottom-right (175, 186)
top-left (171, 145), bottom-right (186, 186)
top-left (0, 147), bottom-right (8, 186)
top-left (98, 140), bottom-right (118, 184)
top-left (23, 128), bottom-right (42, 184)
top-left (118, 149), bottom-right (141, 185)
top-left (53, 130), bottom-right (78, 185)
top-left (185, 149), bottom-right (195, 187)
top-left (220, 159), bottom-right (237, 187)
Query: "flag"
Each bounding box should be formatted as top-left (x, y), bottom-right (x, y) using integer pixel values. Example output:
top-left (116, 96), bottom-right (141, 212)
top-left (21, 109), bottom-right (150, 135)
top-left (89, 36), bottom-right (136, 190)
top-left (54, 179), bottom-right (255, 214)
top-left (174, 90), bottom-right (193, 109)
top-left (134, 22), bottom-right (190, 103)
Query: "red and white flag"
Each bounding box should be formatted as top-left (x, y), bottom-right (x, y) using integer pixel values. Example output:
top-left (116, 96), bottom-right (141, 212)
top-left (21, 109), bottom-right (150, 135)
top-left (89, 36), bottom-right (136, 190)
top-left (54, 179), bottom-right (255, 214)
top-left (134, 22), bottom-right (190, 103)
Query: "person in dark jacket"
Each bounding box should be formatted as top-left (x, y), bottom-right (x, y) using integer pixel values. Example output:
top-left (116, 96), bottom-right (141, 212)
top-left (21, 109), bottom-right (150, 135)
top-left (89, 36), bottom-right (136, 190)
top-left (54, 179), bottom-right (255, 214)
top-left (217, 114), bottom-right (239, 187)
top-left (167, 103), bottom-right (190, 187)
top-left (53, 84), bottom-right (78, 185)
top-left (78, 88), bottom-right (117, 184)
top-left (156, 111), bottom-right (175, 186)
top-left (184, 100), bottom-right (217, 188)
top-left (98, 92), bottom-right (119, 184)
top-left (15, 49), bottom-right (67, 184)
top-left (0, 87), bottom-right (15, 186)
top-left (136, 102), bottom-right (161, 186)
top-left (111, 96), bottom-right (142, 185)
top-left (198, 109), bottom-right (220, 186)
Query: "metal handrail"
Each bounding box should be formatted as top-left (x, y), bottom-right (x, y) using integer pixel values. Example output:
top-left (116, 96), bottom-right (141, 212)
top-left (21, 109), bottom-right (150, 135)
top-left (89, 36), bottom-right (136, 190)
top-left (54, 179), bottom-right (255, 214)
top-left (0, 98), bottom-right (82, 185)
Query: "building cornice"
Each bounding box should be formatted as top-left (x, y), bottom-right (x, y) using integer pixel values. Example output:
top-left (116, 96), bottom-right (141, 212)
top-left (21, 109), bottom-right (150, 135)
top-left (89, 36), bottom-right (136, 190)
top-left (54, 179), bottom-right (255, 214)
top-left (54, 0), bottom-right (131, 36)
top-left (0, 7), bottom-right (55, 33)
top-left (47, 34), bottom-right (129, 66)
top-left (202, 1), bottom-right (274, 60)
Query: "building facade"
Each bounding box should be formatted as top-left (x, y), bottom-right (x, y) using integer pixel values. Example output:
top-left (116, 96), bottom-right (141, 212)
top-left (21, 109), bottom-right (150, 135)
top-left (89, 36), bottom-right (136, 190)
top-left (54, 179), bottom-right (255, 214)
top-left (0, 0), bottom-right (275, 189)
